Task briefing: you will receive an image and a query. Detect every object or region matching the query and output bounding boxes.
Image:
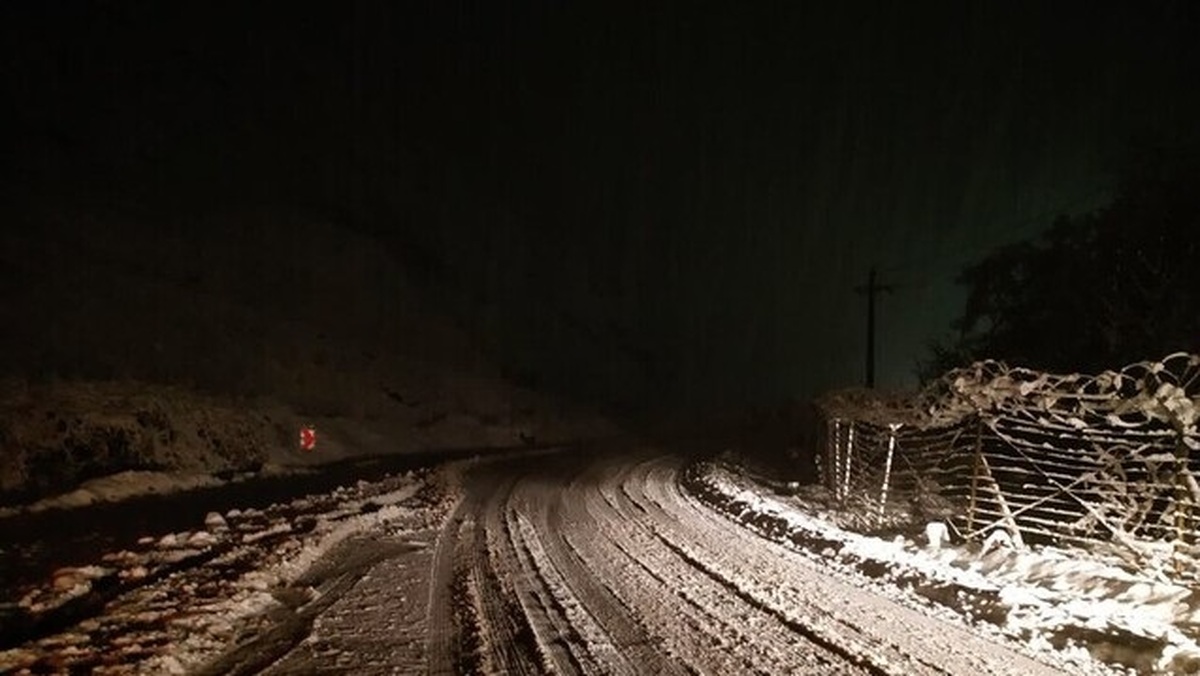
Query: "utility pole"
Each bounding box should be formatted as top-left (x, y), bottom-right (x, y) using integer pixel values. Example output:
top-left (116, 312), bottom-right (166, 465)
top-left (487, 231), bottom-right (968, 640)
top-left (855, 265), bottom-right (894, 388)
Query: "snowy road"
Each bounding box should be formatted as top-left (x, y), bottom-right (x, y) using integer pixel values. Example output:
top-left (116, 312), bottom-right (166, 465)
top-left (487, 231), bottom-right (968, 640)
top-left (3, 449), bottom-right (1103, 674)
top-left (245, 451), bottom-right (1072, 675)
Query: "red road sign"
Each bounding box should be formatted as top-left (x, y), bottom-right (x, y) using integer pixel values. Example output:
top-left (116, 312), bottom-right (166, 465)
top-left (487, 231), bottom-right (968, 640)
top-left (299, 426), bottom-right (317, 451)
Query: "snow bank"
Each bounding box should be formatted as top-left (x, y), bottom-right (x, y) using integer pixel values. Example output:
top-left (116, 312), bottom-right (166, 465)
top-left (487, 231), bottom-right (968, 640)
top-left (685, 462), bottom-right (1200, 674)
top-left (0, 465), bottom-right (464, 675)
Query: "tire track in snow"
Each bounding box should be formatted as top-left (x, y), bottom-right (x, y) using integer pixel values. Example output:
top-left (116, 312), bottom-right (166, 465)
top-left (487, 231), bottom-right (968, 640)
top-left (634, 458), bottom-right (1069, 676)
top-left (634, 461), bottom-right (955, 674)
top-left (426, 494), bottom-right (474, 675)
top-left (529, 488), bottom-right (682, 676)
top-left (504, 504), bottom-right (592, 674)
top-left (587, 463), bottom-right (869, 675)
top-left (356, 450), bottom-right (1091, 675)
top-left (509, 509), bottom-right (633, 674)
top-left (466, 477), bottom-right (543, 675)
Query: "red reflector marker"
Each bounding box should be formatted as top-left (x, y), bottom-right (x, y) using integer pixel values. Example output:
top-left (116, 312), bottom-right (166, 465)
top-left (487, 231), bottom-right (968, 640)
top-left (299, 426), bottom-right (317, 452)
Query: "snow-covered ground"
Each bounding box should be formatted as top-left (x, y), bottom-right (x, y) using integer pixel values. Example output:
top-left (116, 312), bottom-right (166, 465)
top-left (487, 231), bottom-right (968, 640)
top-left (0, 464), bottom-right (462, 674)
top-left (8, 449), bottom-right (1184, 675)
top-left (688, 461), bottom-right (1200, 674)
top-left (0, 374), bottom-right (615, 519)
top-left (0, 466), bottom-right (316, 518)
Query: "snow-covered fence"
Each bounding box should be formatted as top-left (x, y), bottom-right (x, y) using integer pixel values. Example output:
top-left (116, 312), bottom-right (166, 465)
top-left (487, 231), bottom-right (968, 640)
top-left (819, 415), bottom-right (968, 516)
top-left (816, 353), bottom-right (1200, 580)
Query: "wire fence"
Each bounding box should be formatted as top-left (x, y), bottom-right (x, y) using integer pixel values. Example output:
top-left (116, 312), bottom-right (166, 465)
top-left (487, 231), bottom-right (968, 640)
top-left (815, 353), bottom-right (1200, 581)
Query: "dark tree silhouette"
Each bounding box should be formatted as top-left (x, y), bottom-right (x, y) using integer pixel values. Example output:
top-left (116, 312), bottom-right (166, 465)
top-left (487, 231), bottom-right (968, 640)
top-left (921, 145), bottom-right (1200, 380)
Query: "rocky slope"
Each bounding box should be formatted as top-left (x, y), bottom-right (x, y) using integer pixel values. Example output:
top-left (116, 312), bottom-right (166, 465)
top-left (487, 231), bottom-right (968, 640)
top-left (0, 202), bottom-right (612, 507)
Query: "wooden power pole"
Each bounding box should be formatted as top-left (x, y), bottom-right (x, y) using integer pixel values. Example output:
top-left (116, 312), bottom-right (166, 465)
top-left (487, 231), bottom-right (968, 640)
top-left (855, 265), bottom-right (894, 388)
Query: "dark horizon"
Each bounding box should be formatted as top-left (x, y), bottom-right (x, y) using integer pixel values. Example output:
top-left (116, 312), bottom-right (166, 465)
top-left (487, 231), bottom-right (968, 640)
top-left (4, 1), bottom-right (1199, 414)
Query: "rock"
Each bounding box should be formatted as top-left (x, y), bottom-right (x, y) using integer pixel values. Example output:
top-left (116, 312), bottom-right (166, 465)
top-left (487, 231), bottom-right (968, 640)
top-left (158, 655), bottom-right (187, 675)
top-left (204, 511), bottom-right (228, 531)
top-left (52, 569), bottom-right (81, 591)
top-left (188, 530), bottom-right (216, 547)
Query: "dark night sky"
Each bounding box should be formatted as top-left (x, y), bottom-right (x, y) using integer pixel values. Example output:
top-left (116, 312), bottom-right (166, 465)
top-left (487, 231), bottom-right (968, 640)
top-left (4, 2), bottom-right (1199, 414)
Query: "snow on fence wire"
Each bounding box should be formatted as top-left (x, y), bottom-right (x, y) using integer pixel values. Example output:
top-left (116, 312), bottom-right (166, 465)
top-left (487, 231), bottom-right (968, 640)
top-left (815, 353), bottom-right (1200, 581)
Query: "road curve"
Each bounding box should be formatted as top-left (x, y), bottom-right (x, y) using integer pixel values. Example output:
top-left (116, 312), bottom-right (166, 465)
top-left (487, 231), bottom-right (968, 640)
top-left (253, 450), bottom-right (1074, 675)
top-left (410, 450), bottom-right (1065, 676)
